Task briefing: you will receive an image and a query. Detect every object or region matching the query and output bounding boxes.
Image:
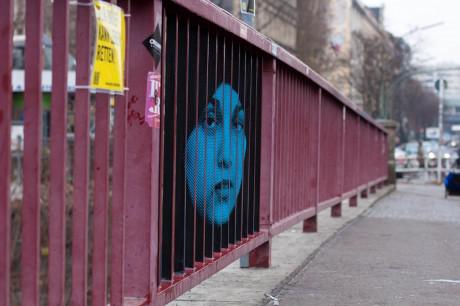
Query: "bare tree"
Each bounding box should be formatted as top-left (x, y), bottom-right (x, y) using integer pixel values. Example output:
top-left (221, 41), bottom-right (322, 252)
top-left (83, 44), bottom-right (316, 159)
top-left (395, 78), bottom-right (439, 142)
top-left (351, 32), bottom-right (413, 118)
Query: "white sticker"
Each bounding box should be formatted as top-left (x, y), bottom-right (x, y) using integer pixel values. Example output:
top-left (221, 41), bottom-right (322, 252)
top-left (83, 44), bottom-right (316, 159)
top-left (240, 25), bottom-right (248, 39)
top-left (271, 42), bottom-right (278, 56)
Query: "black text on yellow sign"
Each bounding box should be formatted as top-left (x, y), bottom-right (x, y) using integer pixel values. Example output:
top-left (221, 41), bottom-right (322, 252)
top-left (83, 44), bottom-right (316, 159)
top-left (90, 1), bottom-right (126, 93)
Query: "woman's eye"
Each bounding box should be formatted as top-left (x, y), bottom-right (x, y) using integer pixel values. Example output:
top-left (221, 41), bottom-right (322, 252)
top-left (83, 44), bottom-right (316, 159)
top-left (234, 119), bottom-right (244, 130)
top-left (206, 112), bottom-right (217, 128)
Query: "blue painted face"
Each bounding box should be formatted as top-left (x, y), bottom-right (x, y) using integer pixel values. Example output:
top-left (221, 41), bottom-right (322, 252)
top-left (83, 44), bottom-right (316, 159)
top-left (185, 83), bottom-right (247, 225)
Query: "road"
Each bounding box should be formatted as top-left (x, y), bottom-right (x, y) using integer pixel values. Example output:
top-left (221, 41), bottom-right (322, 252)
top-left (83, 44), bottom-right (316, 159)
top-left (276, 183), bottom-right (460, 306)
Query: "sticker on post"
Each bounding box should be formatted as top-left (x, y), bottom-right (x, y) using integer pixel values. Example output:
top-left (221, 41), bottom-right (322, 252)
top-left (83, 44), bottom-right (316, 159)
top-left (90, 1), bottom-right (126, 93)
top-left (145, 72), bottom-right (161, 128)
top-left (143, 25), bottom-right (162, 68)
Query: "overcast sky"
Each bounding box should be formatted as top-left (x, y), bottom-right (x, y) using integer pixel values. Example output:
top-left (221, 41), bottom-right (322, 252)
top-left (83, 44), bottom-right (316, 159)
top-left (361, 0), bottom-right (460, 66)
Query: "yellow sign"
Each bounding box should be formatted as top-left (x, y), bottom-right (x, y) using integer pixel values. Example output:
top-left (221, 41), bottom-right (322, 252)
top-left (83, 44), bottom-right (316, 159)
top-left (90, 1), bottom-right (125, 93)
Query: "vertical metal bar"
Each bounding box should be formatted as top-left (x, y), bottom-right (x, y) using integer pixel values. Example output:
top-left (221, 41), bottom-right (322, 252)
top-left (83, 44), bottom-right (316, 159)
top-left (192, 24), bottom-right (200, 265)
top-left (241, 48), bottom-right (250, 239)
top-left (211, 31), bottom-right (218, 250)
top-left (216, 32), bottom-right (224, 249)
top-left (21, 0), bottom-right (44, 304)
top-left (239, 47), bottom-right (246, 239)
top-left (280, 67), bottom-right (286, 219)
top-left (202, 28), bottom-right (209, 257)
top-left (299, 79), bottom-right (304, 212)
top-left (169, 13), bottom-right (179, 279)
top-left (158, 3), bottom-right (167, 283)
top-left (48, 0), bottom-right (69, 305)
top-left (71, 0), bottom-right (92, 304)
top-left (312, 86), bottom-right (319, 208)
top-left (223, 35), bottom-right (231, 246)
top-left (123, 0), bottom-right (158, 297)
top-left (357, 117), bottom-right (361, 187)
top-left (295, 77), bottom-right (300, 213)
top-left (92, 93), bottom-right (110, 306)
top-left (285, 72), bottom-right (292, 217)
top-left (306, 81), bottom-right (312, 208)
top-left (274, 68), bottom-right (281, 222)
top-left (278, 67), bottom-right (285, 221)
top-left (233, 41), bottom-right (240, 242)
top-left (273, 67), bottom-right (282, 222)
top-left (227, 37), bottom-right (233, 246)
top-left (149, 0), bottom-right (163, 297)
top-left (208, 29), bottom-right (217, 254)
top-left (0, 0), bottom-right (13, 304)
top-left (181, 16), bottom-right (190, 269)
top-left (291, 76), bottom-right (295, 215)
top-left (301, 79), bottom-right (307, 211)
top-left (286, 73), bottom-right (292, 217)
top-left (295, 76), bottom-right (301, 214)
top-left (341, 107), bottom-right (346, 197)
top-left (252, 56), bottom-right (260, 233)
top-left (316, 89), bottom-right (322, 210)
top-left (306, 81), bottom-right (313, 210)
top-left (296, 76), bottom-right (301, 213)
top-left (111, 0), bottom-right (130, 303)
top-left (282, 72), bottom-right (289, 218)
top-left (245, 53), bottom-right (253, 235)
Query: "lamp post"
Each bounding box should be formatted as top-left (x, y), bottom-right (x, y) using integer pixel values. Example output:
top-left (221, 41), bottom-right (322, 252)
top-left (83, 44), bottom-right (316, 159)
top-left (436, 77), bottom-right (447, 182)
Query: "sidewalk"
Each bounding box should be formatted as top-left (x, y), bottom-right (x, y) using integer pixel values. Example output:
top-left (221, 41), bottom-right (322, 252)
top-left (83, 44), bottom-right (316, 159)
top-left (168, 185), bottom-right (394, 306)
top-left (276, 183), bottom-right (460, 305)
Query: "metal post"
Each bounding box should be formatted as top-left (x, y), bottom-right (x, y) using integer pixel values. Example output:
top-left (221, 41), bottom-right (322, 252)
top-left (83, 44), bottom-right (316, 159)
top-left (437, 77), bottom-right (445, 183)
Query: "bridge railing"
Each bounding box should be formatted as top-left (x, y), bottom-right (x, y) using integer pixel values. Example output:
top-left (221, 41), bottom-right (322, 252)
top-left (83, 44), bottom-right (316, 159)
top-left (0, 0), bottom-right (388, 305)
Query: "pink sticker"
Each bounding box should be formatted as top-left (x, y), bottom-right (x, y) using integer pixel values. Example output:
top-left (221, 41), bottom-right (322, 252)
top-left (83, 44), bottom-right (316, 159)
top-left (145, 71), bottom-right (161, 128)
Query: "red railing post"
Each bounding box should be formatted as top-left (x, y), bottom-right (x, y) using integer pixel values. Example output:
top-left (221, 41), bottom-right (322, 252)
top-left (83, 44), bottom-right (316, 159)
top-left (71, 0), bottom-right (92, 304)
top-left (361, 188), bottom-right (368, 198)
top-left (349, 195), bottom-right (358, 207)
top-left (248, 240), bottom-right (271, 268)
top-left (245, 56), bottom-right (276, 268)
top-left (0, 1), bottom-right (13, 304)
top-left (331, 105), bottom-right (346, 219)
top-left (370, 185), bottom-right (376, 194)
top-left (303, 215), bottom-right (317, 233)
top-left (48, 0), bottom-right (69, 305)
top-left (259, 57), bottom-right (276, 228)
top-left (123, 0), bottom-right (161, 303)
top-left (303, 88), bottom-right (322, 232)
top-left (111, 0), bottom-right (130, 305)
top-left (22, 1), bottom-right (44, 304)
top-left (331, 202), bottom-right (342, 218)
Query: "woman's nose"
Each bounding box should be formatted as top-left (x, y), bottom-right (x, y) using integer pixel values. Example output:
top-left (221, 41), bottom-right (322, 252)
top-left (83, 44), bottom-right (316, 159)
top-left (217, 129), bottom-right (232, 169)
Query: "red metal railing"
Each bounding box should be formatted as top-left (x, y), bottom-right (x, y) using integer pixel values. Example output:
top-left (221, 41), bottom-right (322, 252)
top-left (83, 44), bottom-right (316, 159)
top-left (0, 0), bottom-right (388, 305)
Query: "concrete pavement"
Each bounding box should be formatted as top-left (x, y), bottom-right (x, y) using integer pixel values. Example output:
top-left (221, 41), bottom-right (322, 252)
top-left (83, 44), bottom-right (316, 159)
top-left (168, 184), bottom-right (394, 306)
top-left (276, 183), bottom-right (460, 305)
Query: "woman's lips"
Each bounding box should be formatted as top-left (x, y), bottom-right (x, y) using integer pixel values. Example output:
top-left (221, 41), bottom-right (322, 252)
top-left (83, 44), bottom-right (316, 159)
top-left (214, 179), bottom-right (233, 190)
top-left (214, 179), bottom-right (233, 201)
